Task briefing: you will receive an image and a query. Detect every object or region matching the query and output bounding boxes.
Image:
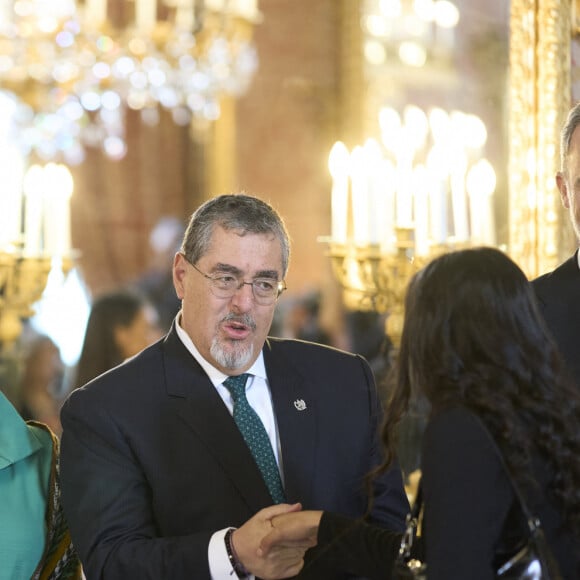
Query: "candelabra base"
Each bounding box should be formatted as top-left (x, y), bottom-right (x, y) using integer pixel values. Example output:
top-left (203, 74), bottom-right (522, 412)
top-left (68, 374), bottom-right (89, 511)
top-left (0, 252), bottom-right (74, 347)
top-left (326, 229), bottom-right (462, 346)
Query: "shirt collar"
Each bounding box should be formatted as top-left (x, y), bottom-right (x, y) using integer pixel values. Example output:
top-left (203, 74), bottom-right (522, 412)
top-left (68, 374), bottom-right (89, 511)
top-left (174, 311), bottom-right (267, 387)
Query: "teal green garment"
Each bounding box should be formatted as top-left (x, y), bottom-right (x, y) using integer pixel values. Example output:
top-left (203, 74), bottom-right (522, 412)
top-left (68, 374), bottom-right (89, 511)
top-left (0, 391), bottom-right (53, 580)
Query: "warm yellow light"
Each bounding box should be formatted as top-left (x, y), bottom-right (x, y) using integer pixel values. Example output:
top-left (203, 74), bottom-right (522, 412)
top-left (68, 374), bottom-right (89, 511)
top-left (434, 0), bottom-right (459, 28)
top-left (329, 142), bottom-right (350, 245)
top-left (363, 138), bottom-right (382, 164)
top-left (463, 114), bottom-right (487, 149)
top-left (45, 163), bottom-right (74, 198)
top-left (413, 0), bottom-right (435, 21)
top-left (450, 111), bottom-right (488, 150)
top-left (328, 141), bottom-right (350, 179)
top-left (364, 15), bottom-right (389, 37)
top-left (428, 107), bottom-right (450, 143)
top-left (23, 164), bottom-right (44, 197)
top-left (426, 145), bottom-right (450, 178)
top-left (350, 145), bottom-right (371, 246)
top-left (380, 0), bottom-right (402, 18)
top-left (412, 163), bottom-right (429, 192)
top-left (466, 159), bottom-right (496, 197)
top-left (398, 41), bottom-right (427, 67)
top-left (350, 145), bottom-right (365, 174)
top-left (364, 39), bottom-right (387, 65)
top-left (403, 105), bottom-right (428, 149)
top-left (379, 107), bottom-right (401, 143)
top-left (449, 146), bottom-right (468, 172)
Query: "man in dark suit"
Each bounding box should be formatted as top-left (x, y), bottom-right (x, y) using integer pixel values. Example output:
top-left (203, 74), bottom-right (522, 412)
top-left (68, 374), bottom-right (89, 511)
top-left (532, 102), bottom-right (580, 389)
top-left (60, 194), bottom-right (409, 579)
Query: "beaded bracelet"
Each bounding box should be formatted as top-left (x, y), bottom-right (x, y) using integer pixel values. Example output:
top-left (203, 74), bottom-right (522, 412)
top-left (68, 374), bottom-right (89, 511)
top-left (224, 528), bottom-right (250, 579)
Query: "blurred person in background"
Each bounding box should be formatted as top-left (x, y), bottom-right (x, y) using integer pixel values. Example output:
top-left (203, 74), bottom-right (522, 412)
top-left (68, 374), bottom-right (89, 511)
top-left (73, 289), bottom-right (162, 389)
top-left (133, 216), bottom-right (185, 332)
top-left (19, 334), bottom-right (67, 436)
top-left (282, 290), bottom-right (332, 345)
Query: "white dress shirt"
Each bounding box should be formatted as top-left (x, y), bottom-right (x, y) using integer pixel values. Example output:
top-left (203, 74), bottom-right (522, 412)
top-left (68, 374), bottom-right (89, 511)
top-left (175, 315), bottom-right (284, 579)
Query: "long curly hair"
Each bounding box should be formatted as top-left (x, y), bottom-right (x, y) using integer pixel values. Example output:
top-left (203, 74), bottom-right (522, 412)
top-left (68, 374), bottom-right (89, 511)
top-left (380, 247), bottom-right (580, 536)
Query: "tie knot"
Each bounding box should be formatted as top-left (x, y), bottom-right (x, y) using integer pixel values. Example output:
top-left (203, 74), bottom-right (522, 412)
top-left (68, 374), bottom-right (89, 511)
top-left (223, 373), bottom-right (250, 400)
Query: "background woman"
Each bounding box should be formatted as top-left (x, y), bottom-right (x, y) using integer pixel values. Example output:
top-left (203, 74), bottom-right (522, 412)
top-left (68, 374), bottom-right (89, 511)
top-left (73, 289), bottom-right (162, 389)
top-left (19, 334), bottom-right (66, 436)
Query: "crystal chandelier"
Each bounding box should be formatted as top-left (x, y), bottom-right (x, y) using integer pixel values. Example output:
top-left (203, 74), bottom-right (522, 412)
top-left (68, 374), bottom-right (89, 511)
top-left (0, 0), bottom-right (260, 164)
top-left (0, 0), bottom-right (261, 345)
top-left (362, 0), bottom-right (460, 69)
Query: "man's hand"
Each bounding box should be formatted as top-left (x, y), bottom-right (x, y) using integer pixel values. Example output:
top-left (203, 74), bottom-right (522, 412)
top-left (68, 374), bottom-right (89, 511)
top-left (258, 510), bottom-right (322, 558)
top-left (233, 503), bottom-right (310, 579)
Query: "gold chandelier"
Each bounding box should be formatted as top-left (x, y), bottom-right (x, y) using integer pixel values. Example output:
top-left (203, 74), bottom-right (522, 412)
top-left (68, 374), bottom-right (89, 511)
top-left (323, 1), bottom-right (501, 345)
top-left (0, 0), bottom-right (260, 163)
top-left (0, 159), bottom-right (75, 346)
top-left (326, 104), bottom-right (496, 343)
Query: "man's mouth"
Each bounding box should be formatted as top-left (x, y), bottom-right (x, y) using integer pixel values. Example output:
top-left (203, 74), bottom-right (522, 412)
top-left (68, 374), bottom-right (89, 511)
top-left (222, 315), bottom-right (255, 340)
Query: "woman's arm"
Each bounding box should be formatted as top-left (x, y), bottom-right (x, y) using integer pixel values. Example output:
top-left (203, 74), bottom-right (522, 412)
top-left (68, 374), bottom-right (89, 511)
top-left (260, 510), bottom-right (402, 580)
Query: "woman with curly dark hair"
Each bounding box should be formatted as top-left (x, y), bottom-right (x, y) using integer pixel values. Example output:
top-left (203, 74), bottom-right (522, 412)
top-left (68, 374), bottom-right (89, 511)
top-left (258, 247), bottom-right (580, 579)
top-left (381, 246), bottom-right (580, 578)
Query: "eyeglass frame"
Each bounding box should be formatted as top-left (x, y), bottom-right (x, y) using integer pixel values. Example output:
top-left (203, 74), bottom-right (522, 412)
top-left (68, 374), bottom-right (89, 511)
top-left (181, 253), bottom-right (287, 304)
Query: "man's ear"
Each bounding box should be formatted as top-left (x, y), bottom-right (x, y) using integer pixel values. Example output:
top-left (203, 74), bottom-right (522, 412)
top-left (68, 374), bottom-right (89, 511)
top-left (556, 171), bottom-right (571, 209)
top-left (173, 253), bottom-right (187, 300)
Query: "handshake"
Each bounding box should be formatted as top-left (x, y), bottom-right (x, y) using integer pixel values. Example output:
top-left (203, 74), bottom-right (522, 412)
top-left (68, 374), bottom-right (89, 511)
top-left (229, 504), bottom-right (323, 580)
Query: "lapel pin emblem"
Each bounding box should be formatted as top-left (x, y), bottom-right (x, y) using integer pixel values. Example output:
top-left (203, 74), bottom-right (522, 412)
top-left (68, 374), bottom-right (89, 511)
top-left (294, 399), bottom-right (307, 411)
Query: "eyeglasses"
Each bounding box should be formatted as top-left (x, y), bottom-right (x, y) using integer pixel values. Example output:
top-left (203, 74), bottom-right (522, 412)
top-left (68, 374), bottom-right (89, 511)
top-left (186, 257), bottom-right (287, 305)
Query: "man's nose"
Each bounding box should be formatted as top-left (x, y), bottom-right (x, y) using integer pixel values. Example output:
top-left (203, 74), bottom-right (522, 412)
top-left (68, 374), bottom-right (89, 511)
top-left (229, 281), bottom-right (255, 309)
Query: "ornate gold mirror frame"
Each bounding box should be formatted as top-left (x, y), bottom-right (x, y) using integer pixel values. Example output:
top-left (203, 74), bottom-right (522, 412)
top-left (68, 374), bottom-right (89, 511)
top-left (509, 0), bottom-right (576, 278)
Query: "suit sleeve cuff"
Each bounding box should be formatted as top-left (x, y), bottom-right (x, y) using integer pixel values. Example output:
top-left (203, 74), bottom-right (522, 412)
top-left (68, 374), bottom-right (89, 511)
top-left (208, 528), bottom-right (255, 580)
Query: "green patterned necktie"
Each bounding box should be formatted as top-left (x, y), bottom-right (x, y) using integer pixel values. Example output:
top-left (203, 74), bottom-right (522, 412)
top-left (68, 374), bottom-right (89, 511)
top-left (223, 374), bottom-right (286, 504)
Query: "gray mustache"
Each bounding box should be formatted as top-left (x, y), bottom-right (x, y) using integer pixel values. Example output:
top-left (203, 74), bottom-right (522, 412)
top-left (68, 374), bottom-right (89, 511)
top-left (222, 313), bottom-right (257, 332)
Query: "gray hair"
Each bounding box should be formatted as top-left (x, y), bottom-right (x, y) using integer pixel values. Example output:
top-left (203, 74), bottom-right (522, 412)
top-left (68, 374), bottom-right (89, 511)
top-left (181, 193), bottom-right (291, 277)
top-left (560, 101), bottom-right (580, 172)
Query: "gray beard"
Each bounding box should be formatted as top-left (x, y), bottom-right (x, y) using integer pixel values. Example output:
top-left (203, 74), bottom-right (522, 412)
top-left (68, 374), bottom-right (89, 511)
top-left (210, 338), bottom-right (254, 370)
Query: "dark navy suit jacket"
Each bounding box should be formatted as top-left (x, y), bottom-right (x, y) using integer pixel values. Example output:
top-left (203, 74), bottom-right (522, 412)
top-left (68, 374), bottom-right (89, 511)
top-left (60, 325), bottom-right (409, 579)
top-left (532, 250), bottom-right (580, 390)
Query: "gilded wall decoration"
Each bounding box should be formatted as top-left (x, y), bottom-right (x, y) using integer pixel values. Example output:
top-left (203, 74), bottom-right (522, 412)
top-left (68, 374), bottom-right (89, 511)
top-left (509, 0), bottom-right (574, 277)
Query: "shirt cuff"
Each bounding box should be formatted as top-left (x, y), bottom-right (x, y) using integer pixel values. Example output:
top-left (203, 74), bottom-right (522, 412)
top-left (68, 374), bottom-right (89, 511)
top-left (208, 528), bottom-right (256, 580)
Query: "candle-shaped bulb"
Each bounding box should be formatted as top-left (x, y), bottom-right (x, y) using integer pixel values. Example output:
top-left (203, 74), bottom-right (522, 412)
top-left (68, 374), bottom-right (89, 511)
top-left (403, 105), bottom-right (428, 150)
top-left (466, 159), bottom-right (496, 197)
top-left (350, 146), bottom-right (371, 246)
top-left (379, 107), bottom-right (401, 152)
top-left (328, 141), bottom-right (350, 245)
top-left (328, 141), bottom-right (350, 178)
top-left (44, 163), bottom-right (74, 257)
top-left (23, 164), bottom-right (45, 255)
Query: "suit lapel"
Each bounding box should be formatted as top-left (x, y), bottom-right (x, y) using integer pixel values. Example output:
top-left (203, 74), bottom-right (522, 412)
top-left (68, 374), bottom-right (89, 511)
top-left (160, 330), bottom-right (273, 512)
top-left (264, 341), bottom-right (317, 504)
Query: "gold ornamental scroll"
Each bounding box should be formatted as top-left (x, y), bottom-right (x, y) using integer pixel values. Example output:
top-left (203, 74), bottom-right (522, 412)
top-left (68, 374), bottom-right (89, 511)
top-left (509, 0), bottom-right (573, 278)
